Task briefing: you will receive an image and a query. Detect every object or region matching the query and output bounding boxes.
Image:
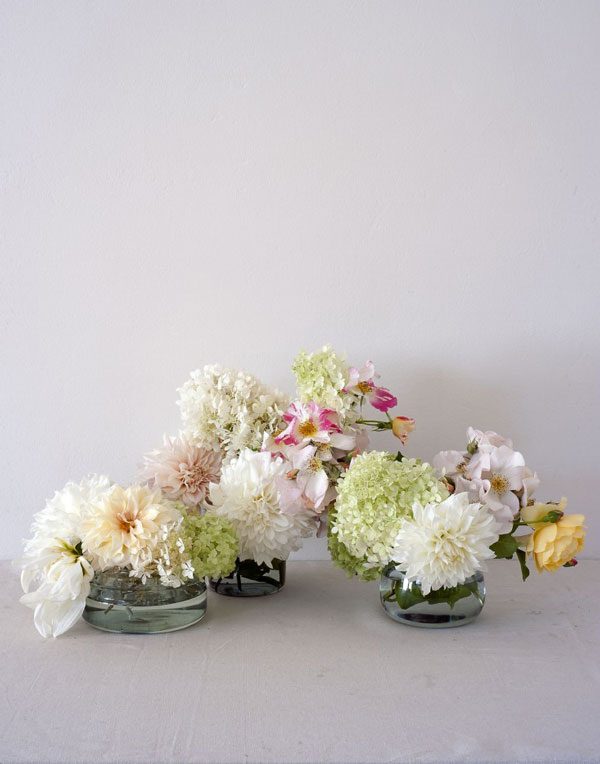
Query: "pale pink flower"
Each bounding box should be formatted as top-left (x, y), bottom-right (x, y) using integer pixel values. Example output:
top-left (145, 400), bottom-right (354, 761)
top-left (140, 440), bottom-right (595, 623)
top-left (140, 435), bottom-right (221, 507)
top-left (276, 401), bottom-right (342, 447)
top-left (345, 361), bottom-right (397, 412)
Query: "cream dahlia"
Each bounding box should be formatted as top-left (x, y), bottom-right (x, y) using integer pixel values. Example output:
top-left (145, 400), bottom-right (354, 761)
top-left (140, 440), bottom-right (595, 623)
top-left (208, 449), bottom-right (314, 565)
top-left (82, 484), bottom-right (181, 573)
top-left (141, 434), bottom-right (221, 507)
top-left (391, 492), bottom-right (501, 594)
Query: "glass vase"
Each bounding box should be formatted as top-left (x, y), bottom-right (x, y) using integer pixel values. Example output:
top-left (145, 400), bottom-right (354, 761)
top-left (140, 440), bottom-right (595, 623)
top-left (83, 568), bottom-right (207, 634)
top-left (379, 565), bottom-right (485, 628)
top-left (209, 558), bottom-right (286, 597)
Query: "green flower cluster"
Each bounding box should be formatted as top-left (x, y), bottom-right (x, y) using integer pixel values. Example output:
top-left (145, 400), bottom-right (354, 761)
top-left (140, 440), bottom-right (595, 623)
top-left (292, 345), bottom-right (350, 412)
top-left (181, 513), bottom-right (238, 580)
top-left (327, 507), bottom-right (381, 581)
top-left (329, 451), bottom-right (447, 579)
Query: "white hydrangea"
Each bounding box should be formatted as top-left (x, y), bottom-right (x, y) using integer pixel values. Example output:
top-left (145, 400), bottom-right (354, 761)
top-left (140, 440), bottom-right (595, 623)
top-left (208, 449), bottom-right (315, 565)
top-left (177, 365), bottom-right (289, 462)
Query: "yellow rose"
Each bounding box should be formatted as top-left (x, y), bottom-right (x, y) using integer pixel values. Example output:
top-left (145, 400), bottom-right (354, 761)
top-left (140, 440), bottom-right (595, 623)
top-left (527, 513), bottom-right (586, 572)
top-left (521, 498), bottom-right (568, 526)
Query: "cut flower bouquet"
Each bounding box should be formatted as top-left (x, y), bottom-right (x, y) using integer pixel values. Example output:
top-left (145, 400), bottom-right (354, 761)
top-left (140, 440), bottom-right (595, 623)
top-left (329, 427), bottom-right (585, 626)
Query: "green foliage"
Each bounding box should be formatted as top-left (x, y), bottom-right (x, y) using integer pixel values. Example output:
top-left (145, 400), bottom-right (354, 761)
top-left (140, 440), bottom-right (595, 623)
top-left (515, 548), bottom-right (530, 581)
top-left (394, 579), bottom-right (482, 610)
top-left (490, 533), bottom-right (518, 559)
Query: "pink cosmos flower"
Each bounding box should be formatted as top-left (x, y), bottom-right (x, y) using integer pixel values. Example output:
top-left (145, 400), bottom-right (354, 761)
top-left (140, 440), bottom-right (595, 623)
top-left (345, 361), bottom-right (397, 412)
top-left (275, 401), bottom-right (342, 447)
top-left (140, 434), bottom-right (222, 507)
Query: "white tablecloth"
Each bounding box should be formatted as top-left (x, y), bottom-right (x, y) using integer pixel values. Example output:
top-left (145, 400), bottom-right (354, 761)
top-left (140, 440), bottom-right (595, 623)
top-left (1, 560), bottom-right (598, 763)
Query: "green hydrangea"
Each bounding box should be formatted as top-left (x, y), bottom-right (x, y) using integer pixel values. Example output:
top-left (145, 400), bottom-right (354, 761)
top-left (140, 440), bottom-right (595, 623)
top-left (292, 345), bottom-right (350, 412)
top-left (327, 507), bottom-right (381, 581)
top-left (330, 451), bottom-right (448, 578)
top-left (181, 514), bottom-right (238, 580)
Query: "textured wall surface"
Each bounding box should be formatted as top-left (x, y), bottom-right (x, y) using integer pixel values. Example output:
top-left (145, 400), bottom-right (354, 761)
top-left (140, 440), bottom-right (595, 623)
top-left (2, 1), bottom-right (599, 559)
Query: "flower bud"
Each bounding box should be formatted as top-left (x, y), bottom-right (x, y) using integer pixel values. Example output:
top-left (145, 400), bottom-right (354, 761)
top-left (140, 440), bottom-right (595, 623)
top-left (391, 416), bottom-right (415, 444)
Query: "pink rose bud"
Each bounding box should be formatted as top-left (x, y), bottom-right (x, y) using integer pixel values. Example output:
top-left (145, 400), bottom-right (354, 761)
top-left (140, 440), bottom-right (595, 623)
top-left (391, 416), bottom-right (415, 443)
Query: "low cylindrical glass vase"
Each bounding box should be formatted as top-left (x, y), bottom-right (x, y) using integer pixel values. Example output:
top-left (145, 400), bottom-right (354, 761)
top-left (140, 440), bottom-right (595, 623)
top-left (379, 565), bottom-right (485, 628)
top-left (83, 568), bottom-right (207, 634)
top-left (209, 558), bottom-right (286, 597)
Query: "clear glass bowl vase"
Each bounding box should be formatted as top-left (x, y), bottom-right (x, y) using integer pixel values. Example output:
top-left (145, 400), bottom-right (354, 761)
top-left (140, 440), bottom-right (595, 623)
top-left (379, 565), bottom-right (485, 628)
top-left (83, 568), bottom-right (207, 634)
top-left (209, 558), bottom-right (286, 597)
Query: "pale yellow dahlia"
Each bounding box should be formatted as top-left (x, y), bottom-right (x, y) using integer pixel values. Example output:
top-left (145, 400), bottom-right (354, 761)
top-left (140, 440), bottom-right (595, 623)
top-left (82, 484), bottom-right (180, 574)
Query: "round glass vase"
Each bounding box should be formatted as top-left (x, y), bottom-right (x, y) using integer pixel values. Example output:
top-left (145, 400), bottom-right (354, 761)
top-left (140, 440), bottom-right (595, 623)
top-left (83, 568), bottom-right (207, 634)
top-left (379, 565), bottom-right (485, 628)
top-left (209, 557), bottom-right (286, 597)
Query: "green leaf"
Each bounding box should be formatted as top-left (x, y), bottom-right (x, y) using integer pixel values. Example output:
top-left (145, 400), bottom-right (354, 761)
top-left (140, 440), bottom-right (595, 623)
top-left (395, 581), bottom-right (427, 610)
top-left (515, 547), bottom-right (530, 581)
top-left (490, 533), bottom-right (518, 559)
top-left (394, 580), bottom-right (481, 610)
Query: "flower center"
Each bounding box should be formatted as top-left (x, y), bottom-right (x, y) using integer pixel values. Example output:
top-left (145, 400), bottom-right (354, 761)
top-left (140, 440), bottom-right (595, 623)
top-left (357, 381), bottom-right (373, 395)
top-left (298, 420), bottom-right (318, 438)
top-left (308, 457), bottom-right (323, 473)
top-left (490, 473), bottom-right (509, 495)
top-left (116, 511), bottom-right (136, 533)
top-left (456, 461), bottom-right (468, 475)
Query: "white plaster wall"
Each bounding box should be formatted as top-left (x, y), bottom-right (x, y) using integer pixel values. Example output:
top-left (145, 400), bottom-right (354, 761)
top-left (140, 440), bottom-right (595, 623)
top-left (1, 1), bottom-right (599, 560)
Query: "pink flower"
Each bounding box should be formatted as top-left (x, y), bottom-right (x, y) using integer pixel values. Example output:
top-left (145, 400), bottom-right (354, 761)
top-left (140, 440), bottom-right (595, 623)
top-left (275, 401), bottom-right (342, 447)
top-left (140, 434), bottom-right (222, 507)
top-left (278, 444), bottom-right (332, 513)
top-left (345, 361), bottom-right (397, 413)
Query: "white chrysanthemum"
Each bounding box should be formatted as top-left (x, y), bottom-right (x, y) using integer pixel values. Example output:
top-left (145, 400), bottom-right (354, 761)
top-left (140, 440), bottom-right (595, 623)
top-left (177, 365), bottom-right (289, 462)
top-left (391, 492), bottom-right (501, 594)
top-left (81, 484), bottom-right (181, 574)
top-left (208, 449), bottom-right (314, 565)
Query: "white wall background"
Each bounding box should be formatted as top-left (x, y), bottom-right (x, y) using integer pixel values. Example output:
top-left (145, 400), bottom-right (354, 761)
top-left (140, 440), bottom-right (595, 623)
top-left (2, 1), bottom-right (599, 560)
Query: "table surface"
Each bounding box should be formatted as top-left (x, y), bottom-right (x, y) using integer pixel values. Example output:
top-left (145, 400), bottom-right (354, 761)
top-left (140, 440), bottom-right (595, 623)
top-left (1, 559), bottom-right (598, 764)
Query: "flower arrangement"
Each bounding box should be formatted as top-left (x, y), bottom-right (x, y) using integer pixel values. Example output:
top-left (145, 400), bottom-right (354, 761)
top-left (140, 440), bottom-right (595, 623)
top-left (19, 346), bottom-right (587, 632)
top-left (169, 347), bottom-right (415, 594)
top-left (19, 476), bottom-right (237, 637)
top-left (330, 424), bottom-right (586, 624)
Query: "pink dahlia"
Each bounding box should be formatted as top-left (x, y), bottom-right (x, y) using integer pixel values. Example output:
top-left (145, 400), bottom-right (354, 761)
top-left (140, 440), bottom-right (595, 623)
top-left (140, 435), bottom-right (222, 507)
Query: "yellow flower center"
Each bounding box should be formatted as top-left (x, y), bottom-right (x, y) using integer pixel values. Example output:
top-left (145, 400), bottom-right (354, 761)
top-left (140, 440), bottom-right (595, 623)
top-left (298, 420), bottom-right (318, 438)
top-left (308, 457), bottom-right (323, 473)
top-left (490, 473), bottom-right (510, 495)
top-left (357, 381), bottom-right (372, 395)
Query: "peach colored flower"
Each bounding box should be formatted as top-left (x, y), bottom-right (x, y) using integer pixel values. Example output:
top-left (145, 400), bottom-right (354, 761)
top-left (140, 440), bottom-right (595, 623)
top-left (141, 435), bottom-right (221, 507)
top-left (391, 416), bottom-right (416, 443)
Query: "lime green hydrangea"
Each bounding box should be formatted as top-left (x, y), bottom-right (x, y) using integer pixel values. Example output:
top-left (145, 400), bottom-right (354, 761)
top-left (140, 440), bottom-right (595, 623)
top-left (292, 345), bottom-right (351, 413)
top-left (327, 507), bottom-right (381, 581)
top-left (330, 452), bottom-right (448, 578)
top-left (181, 513), bottom-right (238, 580)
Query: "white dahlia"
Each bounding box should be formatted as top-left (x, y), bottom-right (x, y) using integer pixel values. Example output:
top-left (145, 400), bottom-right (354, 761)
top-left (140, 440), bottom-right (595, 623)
top-left (19, 474), bottom-right (112, 638)
top-left (391, 492), bottom-right (501, 594)
top-left (177, 365), bottom-right (289, 463)
top-left (81, 484), bottom-right (181, 574)
top-left (208, 449), bottom-right (314, 565)
top-left (20, 474), bottom-right (112, 593)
